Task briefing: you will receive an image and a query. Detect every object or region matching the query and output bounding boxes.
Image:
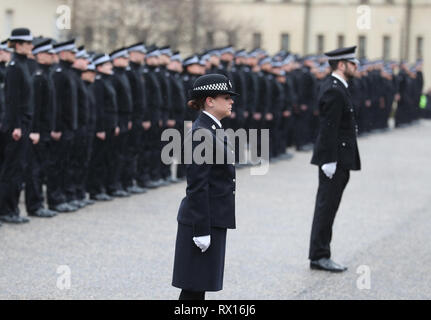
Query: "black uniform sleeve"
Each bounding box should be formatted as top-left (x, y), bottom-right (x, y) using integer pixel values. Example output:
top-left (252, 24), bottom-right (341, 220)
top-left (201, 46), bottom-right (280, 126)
top-left (4, 65), bottom-right (24, 129)
top-left (184, 129), bottom-right (213, 237)
top-left (32, 74), bottom-right (44, 133)
top-left (93, 80), bottom-right (105, 132)
top-left (318, 88), bottom-right (344, 163)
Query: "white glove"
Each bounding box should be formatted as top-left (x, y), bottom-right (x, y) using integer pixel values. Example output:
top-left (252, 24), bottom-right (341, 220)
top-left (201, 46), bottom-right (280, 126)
top-left (193, 235), bottom-right (211, 253)
top-left (322, 162), bottom-right (337, 179)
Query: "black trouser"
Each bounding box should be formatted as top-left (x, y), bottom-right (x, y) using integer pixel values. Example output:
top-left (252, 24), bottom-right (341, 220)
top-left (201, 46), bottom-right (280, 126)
top-left (160, 125), bottom-right (172, 180)
top-left (62, 132), bottom-right (76, 203)
top-left (248, 117), bottom-right (263, 164)
top-left (71, 129), bottom-right (90, 201)
top-left (309, 167), bottom-right (350, 261)
top-left (294, 109), bottom-right (312, 149)
top-left (47, 138), bottom-right (67, 207)
top-left (107, 129), bottom-right (128, 194)
top-left (148, 125), bottom-right (162, 182)
top-left (0, 127), bottom-right (30, 216)
top-left (25, 138), bottom-right (50, 213)
top-left (122, 124), bottom-right (142, 189)
top-left (176, 122), bottom-right (186, 179)
top-left (137, 126), bottom-right (152, 187)
top-left (87, 131), bottom-right (113, 196)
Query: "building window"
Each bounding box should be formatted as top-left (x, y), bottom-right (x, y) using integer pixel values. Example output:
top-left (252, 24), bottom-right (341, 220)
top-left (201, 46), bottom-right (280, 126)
top-left (108, 28), bottom-right (118, 48)
top-left (4, 9), bottom-right (14, 37)
top-left (358, 35), bottom-right (367, 59)
top-left (281, 33), bottom-right (290, 51)
top-left (383, 35), bottom-right (391, 60)
top-left (360, 0), bottom-right (370, 4)
top-left (206, 31), bottom-right (214, 48)
top-left (317, 34), bottom-right (325, 54)
top-left (416, 36), bottom-right (424, 60)
top-left (337, 34), bottom-right (345, 48)
top-left (385, 0), bottom-right (395, 4)
top-left (84, 26), bottom-right (94, 45)
top-left (227, 30), bottom-right (237, 46)
top-left (253, 32), bottom-right (262, 49)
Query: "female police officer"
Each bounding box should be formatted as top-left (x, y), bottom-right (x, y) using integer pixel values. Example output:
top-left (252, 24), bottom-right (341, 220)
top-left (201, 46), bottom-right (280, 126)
top-left (0, 28), bottom-right (34, 224)
top-left (172, 74), bottom-right (238, 300)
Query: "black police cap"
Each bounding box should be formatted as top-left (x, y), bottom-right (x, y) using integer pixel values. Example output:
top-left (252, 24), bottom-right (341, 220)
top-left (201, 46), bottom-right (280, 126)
top-left (190, 74), bottom-right (239, 99)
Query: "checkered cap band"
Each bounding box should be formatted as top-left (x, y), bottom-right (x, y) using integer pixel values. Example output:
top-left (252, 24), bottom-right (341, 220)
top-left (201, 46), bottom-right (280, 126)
top-left (194, 82), bottom-right (229, 92)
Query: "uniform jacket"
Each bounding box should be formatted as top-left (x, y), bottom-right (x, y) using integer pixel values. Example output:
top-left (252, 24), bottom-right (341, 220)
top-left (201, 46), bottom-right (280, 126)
top-left (112, 66), bottom-right (133, 131)
top-left (52, 60), bottom-right (78, 133)
top-left (93, 73), bottom-right (118, 132)
top-left (177, 112), bottom-right (236, 237)
top-left (126, 62), bottom-right (147, 125)
top-left (142, 66), bottom-right (162, 124)
top-left (311, 75), bottom-right (361, 171)
top-left (3, 53), bottom-right (34, 131)
top-left (32, 63), bottom-right (56, 140)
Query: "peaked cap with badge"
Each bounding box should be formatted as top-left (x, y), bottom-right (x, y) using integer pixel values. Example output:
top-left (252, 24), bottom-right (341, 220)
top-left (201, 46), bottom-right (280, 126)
top-left (190, 74), bottom-right (239, 99)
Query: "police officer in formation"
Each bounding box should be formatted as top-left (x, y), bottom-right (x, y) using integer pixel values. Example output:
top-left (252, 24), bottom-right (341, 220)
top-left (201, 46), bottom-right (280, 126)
top-left (0, 27), bottom-right (425, 227)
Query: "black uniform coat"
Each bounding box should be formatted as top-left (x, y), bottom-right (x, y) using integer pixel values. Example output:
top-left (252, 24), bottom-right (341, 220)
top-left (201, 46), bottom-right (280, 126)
top-left (173, 112), bottom-right (236, 292)
top-left (311, 75), bottom-right (361, 171)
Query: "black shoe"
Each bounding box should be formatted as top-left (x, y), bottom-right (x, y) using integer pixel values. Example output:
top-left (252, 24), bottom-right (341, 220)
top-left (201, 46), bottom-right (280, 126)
top-left (310, 258), bottom-right (348, 273)
top-left (69, 200), bottom-right (86, 209)
top-left (51, 203), bottom-right (78, 213)
top-left (127, 186), bottom-right (147, 194)
top-left (83, 199), bottom-right (96, 206)
top-left (297, 144), bottom-right (314, 152)
top-left (91, 193), bottom-right (113, 201)
top-left (110, 190), bottom-right (131, 198)
top-left (29, 208), bottom-right (57, 218)
top-left (146, 180), bottom-right (161, 189)
top-left (0, 215), bottom-right (30, 224)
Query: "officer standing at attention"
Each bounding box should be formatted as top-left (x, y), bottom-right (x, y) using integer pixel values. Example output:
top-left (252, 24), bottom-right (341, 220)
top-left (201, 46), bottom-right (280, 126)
top-left (124, 42), bottom-right (148, 194)
top-left (88, 53), bottom-right (119, 201)
top-left (81, 62), bottom-right (98, 205)
top-left (167, 51), bottom-right (187, 182)
top-left (50, 39), bottom-right (80, 213)
top-left (109, 47), bottom-right (133, 198)
top-left (0, 28), bottom-right (34, 224)
top-left (142, 46), bottom-right (164, 189)
top-left (70, 45), bottom-right (91, 208)
top-left (25, 38), bottom-right (58, 218)
top-left (309, 46), bottom-right (361, 272)
top-left (172, 74), bottom-right (238, 300)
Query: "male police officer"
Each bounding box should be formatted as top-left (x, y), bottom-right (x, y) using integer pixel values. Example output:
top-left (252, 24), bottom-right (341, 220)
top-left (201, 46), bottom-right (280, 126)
top-left (309, 46), bottom-right (361, 272)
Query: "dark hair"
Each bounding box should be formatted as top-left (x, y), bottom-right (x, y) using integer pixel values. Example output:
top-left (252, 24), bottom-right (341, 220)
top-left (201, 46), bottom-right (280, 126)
top-left (187, 96), bottom-right (207, 111)
top-left (187, 95), bottom-right (218, 111)
top-left (329, 59), bottom-right (347, 72)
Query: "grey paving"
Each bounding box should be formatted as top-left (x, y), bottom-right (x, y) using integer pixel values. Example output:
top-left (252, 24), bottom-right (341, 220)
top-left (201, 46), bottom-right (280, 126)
top-left (1, 121), bottom-right (431, 300)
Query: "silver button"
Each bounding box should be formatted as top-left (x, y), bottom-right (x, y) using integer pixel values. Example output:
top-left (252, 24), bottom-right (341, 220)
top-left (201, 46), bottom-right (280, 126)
top-left (233, 191), bottom-right (236, 195)
top-left (233, 179), bottom-right (236, 183)
top-left (342, 142), bottom-right (346, 147)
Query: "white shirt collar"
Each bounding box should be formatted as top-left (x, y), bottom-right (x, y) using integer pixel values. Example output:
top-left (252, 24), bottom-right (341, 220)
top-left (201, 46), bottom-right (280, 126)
top-left (203, 111), bottom-right (222, 129)
top-left (331, 72), bottom-right (349, 88)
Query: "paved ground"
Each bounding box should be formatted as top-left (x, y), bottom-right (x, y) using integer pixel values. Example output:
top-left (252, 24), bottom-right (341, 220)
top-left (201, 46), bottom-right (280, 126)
top-left (1, 120), bottom-right (430, 300)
